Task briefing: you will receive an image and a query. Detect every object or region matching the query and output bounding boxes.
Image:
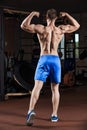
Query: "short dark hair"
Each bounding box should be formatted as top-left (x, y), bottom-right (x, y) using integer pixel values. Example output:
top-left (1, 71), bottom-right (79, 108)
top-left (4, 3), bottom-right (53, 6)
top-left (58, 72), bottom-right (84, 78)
top-left (46, 9), bottom-right (57, 20)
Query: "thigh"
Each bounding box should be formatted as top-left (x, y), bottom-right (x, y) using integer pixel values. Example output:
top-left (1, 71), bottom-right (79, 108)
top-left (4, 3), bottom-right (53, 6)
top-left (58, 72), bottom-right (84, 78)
top-left (50, 61), bottom-right (61, 83)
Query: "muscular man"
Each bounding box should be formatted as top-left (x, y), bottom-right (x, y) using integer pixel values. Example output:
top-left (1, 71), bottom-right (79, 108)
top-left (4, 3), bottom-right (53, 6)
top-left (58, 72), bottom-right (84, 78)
top-left (21, 9), bottom-right (80, 125)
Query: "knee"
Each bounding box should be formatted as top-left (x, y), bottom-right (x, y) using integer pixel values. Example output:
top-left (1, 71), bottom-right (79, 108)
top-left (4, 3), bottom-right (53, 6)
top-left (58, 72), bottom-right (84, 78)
top-left (51, 84), bottom-right (59, 92)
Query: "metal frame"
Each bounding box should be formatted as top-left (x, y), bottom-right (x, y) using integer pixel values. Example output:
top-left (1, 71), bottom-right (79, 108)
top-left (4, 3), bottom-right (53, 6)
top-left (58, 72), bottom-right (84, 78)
top-left (0, 8), bottom-right (5, 101)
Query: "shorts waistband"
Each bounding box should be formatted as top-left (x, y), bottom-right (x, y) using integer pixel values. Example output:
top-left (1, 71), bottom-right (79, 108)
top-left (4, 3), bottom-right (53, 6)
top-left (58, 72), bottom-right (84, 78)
top-left (40, 55), bottom-right (59, 58)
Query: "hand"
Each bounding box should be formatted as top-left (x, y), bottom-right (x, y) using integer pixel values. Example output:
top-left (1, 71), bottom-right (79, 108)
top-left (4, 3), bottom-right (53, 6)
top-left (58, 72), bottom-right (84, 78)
top-left (33, 11), bottom-right (40, 17)
top-left (59, 12), bottom-right (67, 17)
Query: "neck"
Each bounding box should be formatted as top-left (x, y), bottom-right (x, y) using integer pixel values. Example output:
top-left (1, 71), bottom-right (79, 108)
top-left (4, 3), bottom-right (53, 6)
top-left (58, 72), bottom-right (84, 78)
top-left (47, 19), bottom-right (55, 26)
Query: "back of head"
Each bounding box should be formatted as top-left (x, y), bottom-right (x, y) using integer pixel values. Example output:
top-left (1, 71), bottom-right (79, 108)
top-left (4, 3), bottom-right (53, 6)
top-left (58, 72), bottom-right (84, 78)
top-left (46, 9), bottom-right (57, 20)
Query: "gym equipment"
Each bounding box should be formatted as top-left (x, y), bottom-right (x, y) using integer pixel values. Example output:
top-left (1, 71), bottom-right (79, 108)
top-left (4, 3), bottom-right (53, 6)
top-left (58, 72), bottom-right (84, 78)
top-left (63, 71), bottom-right (75, 87)
top-left (13, 61), bottom-right (35, 91)
top-left (63, 58), bottom-right (75, 87)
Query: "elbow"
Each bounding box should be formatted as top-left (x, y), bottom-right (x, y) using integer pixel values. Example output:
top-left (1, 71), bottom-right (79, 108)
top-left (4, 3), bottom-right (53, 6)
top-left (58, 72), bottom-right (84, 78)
top-left (20, 23), bottom-right (26, 30)
top-left (20, 24), bottom-right (23, 29)
top-left (20, 23), bottom-right (24, 30)
top-left (77, 24), bottom-right (80, 29)
top-left (78, 24), bottom-right (80, 29)
top-left (75, 24), bottom-right (80, 31)
top-left (76, 23), bottom-right (80, 30)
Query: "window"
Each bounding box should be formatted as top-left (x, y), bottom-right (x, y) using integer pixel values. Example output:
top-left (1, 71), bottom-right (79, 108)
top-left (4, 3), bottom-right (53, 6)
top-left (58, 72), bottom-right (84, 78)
top-left (75, 33), bottom-right (79, 59)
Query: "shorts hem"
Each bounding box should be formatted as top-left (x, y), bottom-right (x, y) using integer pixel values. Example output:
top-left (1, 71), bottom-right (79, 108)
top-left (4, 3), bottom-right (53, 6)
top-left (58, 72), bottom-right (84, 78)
top-left (34, 78), bottom-right (46, 82)
top-left (50, 81), bottom-right (61, 84)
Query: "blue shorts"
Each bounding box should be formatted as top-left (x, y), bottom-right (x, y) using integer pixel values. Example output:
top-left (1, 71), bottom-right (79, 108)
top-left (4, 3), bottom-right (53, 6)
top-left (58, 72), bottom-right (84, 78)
top-left (34, 55), bottom-right (61, 83)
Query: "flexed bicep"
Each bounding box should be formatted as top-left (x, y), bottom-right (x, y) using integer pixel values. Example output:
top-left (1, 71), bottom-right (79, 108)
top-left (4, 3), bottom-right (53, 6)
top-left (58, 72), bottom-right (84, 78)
top-left (21, 24), bottom-right (36, 33)
top-left (60, 24), bottom-right (79, 34)
top-left (21, 24), bottom-right (44, 34)
top-left (64, 24), bottom-right (79, 33)
top-left (21, 11), bottom-right (41, 33)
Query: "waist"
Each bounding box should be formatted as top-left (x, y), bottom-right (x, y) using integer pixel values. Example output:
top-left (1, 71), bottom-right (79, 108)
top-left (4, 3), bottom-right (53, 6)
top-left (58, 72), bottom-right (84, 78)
top-left (40, 50), bottom-right (58, 56)
top-left (39, 55), bottom-right (60, 63)
top-left (40, 54), bottom-right (59, 58)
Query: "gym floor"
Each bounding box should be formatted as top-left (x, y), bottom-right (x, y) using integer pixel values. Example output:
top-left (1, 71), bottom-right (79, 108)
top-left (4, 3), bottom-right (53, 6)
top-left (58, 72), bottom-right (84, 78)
top-left (0, 84), bottom-right (87, 130)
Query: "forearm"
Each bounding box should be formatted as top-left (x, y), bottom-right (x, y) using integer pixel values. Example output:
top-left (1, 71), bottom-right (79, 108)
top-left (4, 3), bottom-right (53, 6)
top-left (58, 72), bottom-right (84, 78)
top-left (21, 12), bottom-right (35, 27)
top-left (21, 11), bottom-right (40, 33)
top-left (65, 13), bottom-right (80, 28)
top-left (21, 12), bottom-right (35, 28)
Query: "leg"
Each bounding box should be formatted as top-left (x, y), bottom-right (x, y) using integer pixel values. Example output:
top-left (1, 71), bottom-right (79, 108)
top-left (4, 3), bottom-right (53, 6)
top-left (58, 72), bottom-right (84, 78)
top-left (51, 83), bottom-right (60, 117)
top-left (29, 80), bottom-right (44, 111)
top-left (26, 80), bottom-right (43, 126)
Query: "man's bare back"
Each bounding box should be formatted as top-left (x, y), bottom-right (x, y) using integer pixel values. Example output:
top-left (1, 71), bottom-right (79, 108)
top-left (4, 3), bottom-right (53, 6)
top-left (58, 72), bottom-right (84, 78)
top-left (37, 25), bottom-right (64, 55)
top-left (21, 10), bottom-right (80, 56)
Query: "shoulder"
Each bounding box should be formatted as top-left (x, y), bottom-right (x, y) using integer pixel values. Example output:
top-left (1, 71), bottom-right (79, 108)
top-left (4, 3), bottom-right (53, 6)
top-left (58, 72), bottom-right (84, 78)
top-left (35, 24), bottom-right (45, 29)
top-left (58, 24), bottom-right (71, 32)
top-left (34, 24), bottom-right (45, 34)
